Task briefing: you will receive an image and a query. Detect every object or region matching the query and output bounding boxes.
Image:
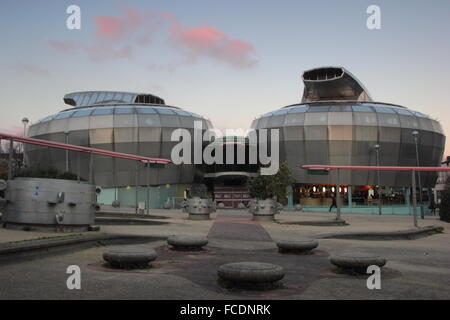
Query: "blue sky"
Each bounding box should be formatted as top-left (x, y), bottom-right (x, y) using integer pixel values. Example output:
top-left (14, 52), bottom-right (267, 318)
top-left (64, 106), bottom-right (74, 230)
top-left (1, 0), bottom-right (449, 155)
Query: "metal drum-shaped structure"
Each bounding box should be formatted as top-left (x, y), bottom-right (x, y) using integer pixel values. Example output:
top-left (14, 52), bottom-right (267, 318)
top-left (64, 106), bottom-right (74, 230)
top-left (25, 91), bottom-right (213, 188)
top-left (251, 67), bottom-right (446, 187)
top-left (3, 177), bottom-right (96, 232)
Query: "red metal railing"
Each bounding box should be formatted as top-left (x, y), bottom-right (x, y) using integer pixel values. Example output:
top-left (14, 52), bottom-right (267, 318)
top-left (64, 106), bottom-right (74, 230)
top-left (0, 132), bottom-right (171, 164)
top-left (302, 165), bottom-right (450, 172)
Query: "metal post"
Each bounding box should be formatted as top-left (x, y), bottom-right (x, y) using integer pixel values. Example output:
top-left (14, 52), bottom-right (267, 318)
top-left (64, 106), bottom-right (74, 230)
top-left (135, 161), bottom-right (139, 214)
top-left (413, 132), bottom-right (424, 219)
top-left (76, 152), bottom-right (80, 183)
top-left (65, 131), bottom-right (69, 172)
top-left (375, 146), bottom-right (382, 215)
top-left (89, 153), bottom-right (94, 184)
top-left (336, 168), bottom-right (341, 220)
top-left (8, 140), bottom-right (13, 180)
top-left (348, 185), bottom-right (352, 208)
top-left (146, 161), bottom-right (150, 215)
top-left (411, 170), bottom-right (418, 228)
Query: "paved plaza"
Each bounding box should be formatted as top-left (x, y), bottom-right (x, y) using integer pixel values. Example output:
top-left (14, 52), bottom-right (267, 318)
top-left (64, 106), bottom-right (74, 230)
top-left (0, 210), bottom-right (449, 300)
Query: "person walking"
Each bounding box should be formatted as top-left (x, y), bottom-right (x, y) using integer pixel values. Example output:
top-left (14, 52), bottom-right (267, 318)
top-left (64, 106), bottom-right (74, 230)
top-left (329, 194), bottom-right (337, 212)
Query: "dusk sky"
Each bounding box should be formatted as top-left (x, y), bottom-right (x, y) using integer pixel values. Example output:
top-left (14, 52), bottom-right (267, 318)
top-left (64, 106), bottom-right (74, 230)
top-left (1, 0), bottom-right (449, 156)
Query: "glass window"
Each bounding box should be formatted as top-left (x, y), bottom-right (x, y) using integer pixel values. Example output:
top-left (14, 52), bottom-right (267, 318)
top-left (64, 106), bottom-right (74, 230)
top-left (138, 114), bottom-right (161, 127)
top-left (72, 108), bottom-right (94, 118)
top-left (266, 115), bottom-right (285, 127)
top-left (136, 106), bottom-right (157, 114)
top-left (284, 113), bottom-right (305, 126)
top-left (114, 114), bottom-right (137, 128)
top-left (395, 108), bottom-right (413, 115)
top-left (114, 106), bottom-right (134, 114)
top-left (173, 109), bottom-right (191, 116)
top-left (328, 112), bottom-right (352, 125)
top-left (40, 115), bottom-right (55, 123)
top-left (377, 113), bottom-right (399, 126)
top-left (304, 112), bottom-right (328, 125)
top-left (54, 111), bottom-right (74, 119)
top-left (288, 105), bottom-right (309, 113)
top-left (352, 105), bottom-right (373, 112)
top-left (156, 108), bottom-right (176, 115)
top-left (86, 92), bottom-right (98, 105)
top-left (72, 94), bottom-right (83, 106)
top-left (160, 115), bottom-right (180, 127)
top-left (103, 92), bottom-right (115, 102)
top-left (329, 105), bottom-right (352, 112)
top-left (96, 92), bottom-right (106, 103)
top-left (413, 111), bottom-right (430, 119)
top-left (113, 92), bottom-right (124, 102)
top-left (353, 112), bottom-right (378, 126)
top-left (92, 107), bottom-right (114, 115)
top-left (308, 106), bottom-right (330, 112)
top-left (272, 109), bottom-right (288, 115)
top-left (122, 93), bottom-right (134, 103)
top-left (373, 105), bottom-right (395, 113)
top-left (78, 93), bottom-right (90, 106)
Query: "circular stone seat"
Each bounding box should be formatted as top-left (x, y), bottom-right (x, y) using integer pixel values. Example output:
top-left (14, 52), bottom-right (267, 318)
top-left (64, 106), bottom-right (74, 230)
top-left (218, 262), bottom-right (285, 288)
top-left (277, 238), bottom-right (319, 254)
top-left (103, 248), bottom-right (157, 269)
top-left (167, 235), bottom-right (208, 250)
top-left (330, 252), bottom-right (386, 273)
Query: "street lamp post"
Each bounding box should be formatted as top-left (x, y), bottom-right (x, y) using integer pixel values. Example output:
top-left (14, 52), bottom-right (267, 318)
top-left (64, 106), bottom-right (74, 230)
top-left (412, 130), bottom-right (424, 219)
top-left (374, 144), bottom-right (382, 215)
top-left (21, 117), bottom-right (29, 167)
top-left (64, 130), bottom-right (69, 172)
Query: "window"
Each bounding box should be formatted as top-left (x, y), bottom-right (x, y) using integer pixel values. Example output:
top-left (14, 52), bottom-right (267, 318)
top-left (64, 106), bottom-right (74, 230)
top-left (114, 106), bottom-right (134, 114)
top-left (72, 108), bottom-right (94, 117)
top-left (395, 108), bottom-right (413, 116)
top-left (136, 106), bottom-right (157, 114)
top-left (54, 111), bottom-right (74, 119)
top-left (86, 92), bottom-right (99, 105)
top-left (173, 109), bottom-right (191, 116)
top-left (155, 108), bottom-right (176, 115)
top-left (40, 115), bottom-right (55, 123)
top-left (373, 105), bottom-right (395, 113)
top-left (92, 107), bottom-right (114, 115)
top-left (308, 106), bottom-right (330, 112)
top-left (352, 105), bottom-right (373, 112)
top-left (272, 109), bottom-right (288, 115)
top-left (288, 105), bottom-right (309, 113)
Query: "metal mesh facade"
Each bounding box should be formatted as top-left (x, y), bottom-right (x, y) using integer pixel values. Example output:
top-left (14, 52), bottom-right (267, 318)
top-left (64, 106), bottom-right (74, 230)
top-left (251, 102), bottom-right (446, 187)
top-left (26, 95), bottom-right (212, 188)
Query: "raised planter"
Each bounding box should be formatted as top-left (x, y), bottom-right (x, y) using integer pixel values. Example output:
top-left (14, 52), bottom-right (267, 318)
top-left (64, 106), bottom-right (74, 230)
top-left (3, 177), bottom-right (96, 232)
top-left (167, 235), bottom-right (208, 250)
top-left (330, 252), bottom-right (386, 273)
top-left (218, 262), bottom-right (285, 289)
top-left (183, 197), bottom-right (215, 220)
top-left (249, 199), bottom-right (282, 222)
top-left (103, 247), bottom-right (157, 269)
top-left (277, 238), bottom-right (319, 254)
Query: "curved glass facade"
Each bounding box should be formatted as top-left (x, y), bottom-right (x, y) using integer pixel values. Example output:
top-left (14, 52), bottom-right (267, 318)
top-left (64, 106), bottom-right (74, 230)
top-left (252, 102), bottom-right (445, 188)
top-left (26, 97), bottom-right (212, 188)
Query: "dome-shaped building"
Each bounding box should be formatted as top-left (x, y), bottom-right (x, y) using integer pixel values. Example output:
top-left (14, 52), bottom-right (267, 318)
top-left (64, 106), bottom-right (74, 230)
top-left (251, 67), bottom-right (446, 208)
top-left (26, 91), bottom-right (212, 207)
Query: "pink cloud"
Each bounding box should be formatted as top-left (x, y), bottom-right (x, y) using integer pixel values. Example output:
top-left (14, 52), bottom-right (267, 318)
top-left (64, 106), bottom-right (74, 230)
top-left (94, 5), bottom-right (160, 42)
top-left (19, 64), bottom-right (51, 76)
top-left (48, 5), bottom-right (257, 68)
top-left (48, 40), bottom-right (75, 52)
top-left (168, 19), bottom-right (257, 68)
